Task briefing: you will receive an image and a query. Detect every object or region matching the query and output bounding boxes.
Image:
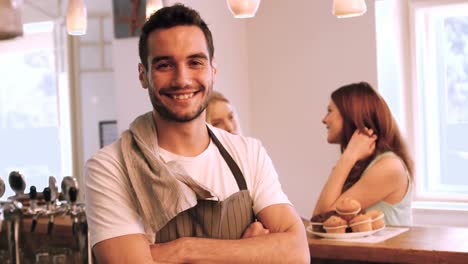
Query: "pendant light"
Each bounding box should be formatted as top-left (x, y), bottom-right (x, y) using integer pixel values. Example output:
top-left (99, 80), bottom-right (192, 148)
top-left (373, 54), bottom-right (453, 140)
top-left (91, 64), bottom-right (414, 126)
top-left (146, 0), bottom-right (163, 19)
top-left (226, 0), bottom-right (261, 19)
top-left (332, 0), bottom-right (367, 18)
top-left (0, 0), bottom-right (23, 40)
top-left (66, 0), bottom-right (87, 35)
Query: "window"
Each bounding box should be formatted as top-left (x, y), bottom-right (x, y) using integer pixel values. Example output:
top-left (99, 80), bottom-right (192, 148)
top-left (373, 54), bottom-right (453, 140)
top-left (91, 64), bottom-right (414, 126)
top-left (413, 3), bottom-right (468, 201)
top-left (376, 1), bottom-right (468, 202)
top-left (0, 22), bottom-right (72, 198)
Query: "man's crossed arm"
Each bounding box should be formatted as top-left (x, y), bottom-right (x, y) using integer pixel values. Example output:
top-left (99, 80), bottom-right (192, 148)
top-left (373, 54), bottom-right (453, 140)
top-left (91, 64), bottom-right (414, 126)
top-left (94, 204), bottom-right (310, 264)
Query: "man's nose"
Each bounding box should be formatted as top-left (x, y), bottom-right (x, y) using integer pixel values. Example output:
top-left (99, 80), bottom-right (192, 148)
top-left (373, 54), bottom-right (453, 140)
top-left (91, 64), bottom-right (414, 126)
top-left (172, 66), bottom-right (192, 88)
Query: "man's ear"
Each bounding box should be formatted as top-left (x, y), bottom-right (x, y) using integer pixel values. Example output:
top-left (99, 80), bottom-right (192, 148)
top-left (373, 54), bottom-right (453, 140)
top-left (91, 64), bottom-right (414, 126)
top-left (211, 57), bottom-right (217, 80)
top-left (138, 63), bottom-right (149, 89)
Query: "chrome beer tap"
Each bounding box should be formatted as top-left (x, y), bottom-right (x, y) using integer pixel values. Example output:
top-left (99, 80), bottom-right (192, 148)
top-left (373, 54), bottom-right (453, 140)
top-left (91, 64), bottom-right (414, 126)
top-left (68, 187), bottom-right (79, 234)
top-left (43, 187), bottom-right (55, 234)
top-left (60, 176), bottom-right (80, 233)
top-left (8, 171), bottom-right (26, 201)
top-left (5, 171), bottom-right (26, 264)
top-left (61, 176), bottom-right (78, 202)
top-left (28, 186), bottom-right (39, 232)
top-left (4, 171), bottom-right (24, 212)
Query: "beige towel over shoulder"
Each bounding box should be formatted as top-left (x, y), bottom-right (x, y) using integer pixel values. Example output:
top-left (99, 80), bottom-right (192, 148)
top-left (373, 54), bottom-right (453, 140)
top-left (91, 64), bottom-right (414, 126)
top-left (121, 112), bottom-right (215, 233)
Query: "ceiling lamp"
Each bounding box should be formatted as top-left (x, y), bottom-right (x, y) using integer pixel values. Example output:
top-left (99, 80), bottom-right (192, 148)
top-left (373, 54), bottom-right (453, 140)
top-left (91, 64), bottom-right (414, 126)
top-left (226, 0), bottom-right (261, 19)
top-left (146, 0), bottom-right (163, 19)
top-left (66, 0), bottom-right (87, 35)
top-left (332, 0), bottom-right (367, 18)
top-left (0, 0), bottom-right (23, 40)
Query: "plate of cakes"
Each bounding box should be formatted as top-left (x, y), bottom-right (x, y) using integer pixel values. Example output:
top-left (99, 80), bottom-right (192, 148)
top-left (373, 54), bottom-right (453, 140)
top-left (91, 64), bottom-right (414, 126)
top-left (308, 198), bottom-right (385, 239)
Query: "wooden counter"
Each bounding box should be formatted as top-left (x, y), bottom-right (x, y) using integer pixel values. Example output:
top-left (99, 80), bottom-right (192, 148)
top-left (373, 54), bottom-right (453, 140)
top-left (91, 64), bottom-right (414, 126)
top-left (306, 221), bottom-right (468, 264)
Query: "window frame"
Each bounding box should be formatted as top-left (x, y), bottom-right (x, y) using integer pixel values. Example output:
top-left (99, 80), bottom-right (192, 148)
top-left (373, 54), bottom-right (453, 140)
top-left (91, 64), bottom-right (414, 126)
top-left (408, 0), bottom-right (468, 203)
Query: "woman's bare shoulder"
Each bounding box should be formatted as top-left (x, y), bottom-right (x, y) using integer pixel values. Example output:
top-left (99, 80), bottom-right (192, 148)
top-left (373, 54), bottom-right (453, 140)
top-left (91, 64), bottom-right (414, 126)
top-left (364, 153), bottom-right (407, 183)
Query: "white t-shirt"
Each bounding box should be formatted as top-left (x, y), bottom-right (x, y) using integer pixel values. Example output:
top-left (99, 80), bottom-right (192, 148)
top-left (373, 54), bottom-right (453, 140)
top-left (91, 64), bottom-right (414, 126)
top-left (84, 125), bottom-right (290, 247)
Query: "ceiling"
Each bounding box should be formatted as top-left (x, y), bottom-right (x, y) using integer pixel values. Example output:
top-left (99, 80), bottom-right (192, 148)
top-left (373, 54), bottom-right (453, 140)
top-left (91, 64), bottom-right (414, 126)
top-left (22, 0), bottom-right (64, 24)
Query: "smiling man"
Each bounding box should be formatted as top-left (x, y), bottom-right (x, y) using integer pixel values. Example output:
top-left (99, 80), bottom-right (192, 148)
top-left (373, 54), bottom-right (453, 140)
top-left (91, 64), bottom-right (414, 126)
top-left (84, 4), bottom-right (309, 264)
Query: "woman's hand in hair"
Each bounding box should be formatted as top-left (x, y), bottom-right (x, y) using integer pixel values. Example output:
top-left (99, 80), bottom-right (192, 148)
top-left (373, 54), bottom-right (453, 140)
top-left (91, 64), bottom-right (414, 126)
top-left (344, 128), bottom-right (377, 162)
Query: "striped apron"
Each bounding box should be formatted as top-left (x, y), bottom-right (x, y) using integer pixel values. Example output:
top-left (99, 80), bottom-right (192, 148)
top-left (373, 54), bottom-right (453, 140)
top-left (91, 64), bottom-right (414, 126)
top-left (155, 128), bottom-right (255, 243)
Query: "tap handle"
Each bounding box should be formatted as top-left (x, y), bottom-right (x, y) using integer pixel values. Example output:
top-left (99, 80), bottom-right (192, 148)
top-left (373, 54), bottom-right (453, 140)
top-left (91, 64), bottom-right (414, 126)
top-left (43, 187), bottom-right (51, 202)
top-left (9, 171), bottom-right (26, 195)
top-left (49, 176), bottom-right (58, 201)
top-left (61, 176), bottom-right (78, 202)
top-left (30, 186), bottom-right (38, 234)
top-left (29, 186), bottom-right (37, 200)
top-left (45, 186), bottom-right (55, 235)
top-left (69, 187), bottom-right (78, 203)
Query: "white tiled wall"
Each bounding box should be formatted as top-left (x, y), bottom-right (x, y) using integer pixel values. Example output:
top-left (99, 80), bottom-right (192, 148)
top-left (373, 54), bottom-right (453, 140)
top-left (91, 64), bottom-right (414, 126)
top-left (77, 13), bottom-right (116, 163)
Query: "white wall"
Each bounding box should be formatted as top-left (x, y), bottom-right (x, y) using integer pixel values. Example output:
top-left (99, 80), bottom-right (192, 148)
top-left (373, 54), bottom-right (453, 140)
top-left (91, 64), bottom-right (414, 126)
top-left (246, 0), bottom-right (378, 218)
top-left (112, 0), bottom-right (378, 218)
top-left (112, 37), bottom-right (148, 133)
top-left (113, 0), bottom-right (251, 134)
top-left (109, 0), bottom-right (467, 226)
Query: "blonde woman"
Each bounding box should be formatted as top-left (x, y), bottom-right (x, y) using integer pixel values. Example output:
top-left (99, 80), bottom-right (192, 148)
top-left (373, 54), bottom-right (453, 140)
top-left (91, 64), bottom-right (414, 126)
top-left (206, 91), bottom-right (242, 135)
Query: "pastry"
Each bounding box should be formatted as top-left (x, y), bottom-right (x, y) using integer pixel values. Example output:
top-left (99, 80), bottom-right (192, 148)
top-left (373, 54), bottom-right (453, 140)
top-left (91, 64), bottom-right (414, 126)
top-left (336, 198), bottom-right (361, 221)
top-left (366, 210), bottom-right (385, 230)
top-left (310, 210), bottom-right (337, 232)
top-left (349, 214), bottom-right (372, 232)
top-left (323, 215), bottom-right (348, 233)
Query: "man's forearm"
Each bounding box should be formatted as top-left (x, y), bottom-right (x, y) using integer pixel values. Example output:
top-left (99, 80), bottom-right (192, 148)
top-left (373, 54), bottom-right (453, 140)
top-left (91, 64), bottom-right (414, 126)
top-left (151, 224), bottom-right (309, 263)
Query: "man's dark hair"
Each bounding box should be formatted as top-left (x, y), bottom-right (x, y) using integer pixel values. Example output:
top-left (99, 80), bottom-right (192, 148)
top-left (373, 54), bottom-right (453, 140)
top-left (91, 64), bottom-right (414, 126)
top-left (138, 4), bottom-right (215, 70)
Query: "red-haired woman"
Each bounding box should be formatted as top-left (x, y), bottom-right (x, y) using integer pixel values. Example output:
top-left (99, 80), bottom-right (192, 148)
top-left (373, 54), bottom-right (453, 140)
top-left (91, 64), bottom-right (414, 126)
top-left (313, 82), bottom-right (413, 226)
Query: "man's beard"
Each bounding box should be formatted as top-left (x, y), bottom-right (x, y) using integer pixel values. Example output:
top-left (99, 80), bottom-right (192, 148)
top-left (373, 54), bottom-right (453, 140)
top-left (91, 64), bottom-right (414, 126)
top-left (149, 84), bottom-right (212, 123)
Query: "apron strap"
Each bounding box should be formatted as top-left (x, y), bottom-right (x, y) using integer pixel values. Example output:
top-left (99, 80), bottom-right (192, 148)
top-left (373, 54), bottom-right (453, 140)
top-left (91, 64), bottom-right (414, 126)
top-left (207, 127), bottom-right (248, 191)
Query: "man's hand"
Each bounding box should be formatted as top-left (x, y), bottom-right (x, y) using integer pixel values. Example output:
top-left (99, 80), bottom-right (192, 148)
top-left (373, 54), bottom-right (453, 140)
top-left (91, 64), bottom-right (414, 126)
top-left (150, 221), bottom-right (271, 261)
top-left (150, 240), bottom-right (183, 263)
top-left (149, 204), bottom-right (310, 264)
top-left (242, 221), bottom-right (270, 238)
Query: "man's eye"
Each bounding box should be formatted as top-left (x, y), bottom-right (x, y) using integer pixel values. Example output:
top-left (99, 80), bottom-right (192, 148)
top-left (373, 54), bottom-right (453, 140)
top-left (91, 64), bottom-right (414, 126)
top-left (189, 60), bottom-right (204, 67)
top-left (155, 63), bottom-right (171, 70)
